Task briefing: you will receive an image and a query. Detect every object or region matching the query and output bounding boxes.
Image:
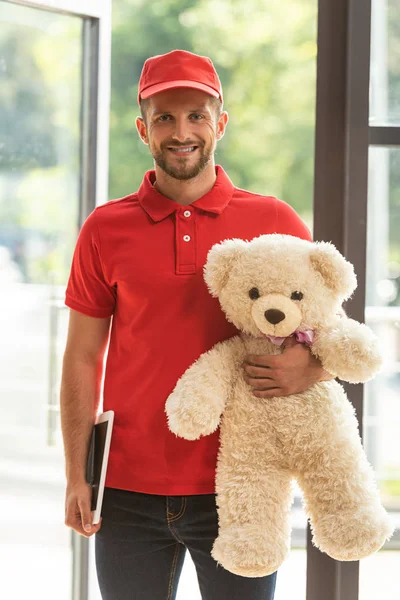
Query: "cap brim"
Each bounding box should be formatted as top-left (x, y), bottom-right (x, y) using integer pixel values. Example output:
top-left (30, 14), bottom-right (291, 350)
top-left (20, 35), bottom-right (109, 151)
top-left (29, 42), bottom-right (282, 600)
top-left (140, 80), bottom-right (220, 100)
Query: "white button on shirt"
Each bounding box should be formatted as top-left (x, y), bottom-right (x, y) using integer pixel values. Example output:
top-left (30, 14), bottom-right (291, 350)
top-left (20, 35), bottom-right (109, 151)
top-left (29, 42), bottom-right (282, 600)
top-left (183, 210), bottom-right (191, 218)
top-left (183, 235), bottom-right (191, 242)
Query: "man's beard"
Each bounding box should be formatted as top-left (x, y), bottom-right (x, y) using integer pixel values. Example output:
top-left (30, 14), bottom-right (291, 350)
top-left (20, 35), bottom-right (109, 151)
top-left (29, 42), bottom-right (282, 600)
top-left (151, 143), bottom-right (213, 181)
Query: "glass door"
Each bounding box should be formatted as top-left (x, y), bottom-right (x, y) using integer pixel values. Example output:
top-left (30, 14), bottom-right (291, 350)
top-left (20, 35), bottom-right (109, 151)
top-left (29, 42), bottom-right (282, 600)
top-left (0, 1), bottom-right (111, 598)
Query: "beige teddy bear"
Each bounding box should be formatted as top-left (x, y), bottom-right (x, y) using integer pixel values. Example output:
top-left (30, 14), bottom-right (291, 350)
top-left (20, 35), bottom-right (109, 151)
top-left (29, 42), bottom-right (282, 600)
top-left (165, 234), bottom-right (394, 578)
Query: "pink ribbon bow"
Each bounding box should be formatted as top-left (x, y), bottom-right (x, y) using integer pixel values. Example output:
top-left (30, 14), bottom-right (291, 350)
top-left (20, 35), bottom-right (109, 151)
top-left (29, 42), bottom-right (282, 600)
top-left (266, 329), bottom-right (315, 347)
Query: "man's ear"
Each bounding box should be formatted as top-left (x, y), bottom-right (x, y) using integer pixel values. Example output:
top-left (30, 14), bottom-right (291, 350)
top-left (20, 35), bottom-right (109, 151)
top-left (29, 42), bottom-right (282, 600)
top-left (204, 238), bottom-right (247, 296)
top-left (309, 242), bottom-right (357, 299)
top-left (136, 117), bottom-right (148, 145)
top-left (216, 111), bottom-right (229, 141)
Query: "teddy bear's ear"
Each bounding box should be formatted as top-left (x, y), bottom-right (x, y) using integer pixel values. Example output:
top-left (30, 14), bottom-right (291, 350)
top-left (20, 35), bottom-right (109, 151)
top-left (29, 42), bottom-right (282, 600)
top-left (204, 238), bottom-right (247, 296)
top-left (309, 242), bottom-right (357, 299)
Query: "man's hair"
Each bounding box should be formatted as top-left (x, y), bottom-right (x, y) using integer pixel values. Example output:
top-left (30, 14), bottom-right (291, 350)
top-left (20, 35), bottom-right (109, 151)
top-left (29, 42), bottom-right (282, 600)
top-left (139, 96), bottom-right (223, 125)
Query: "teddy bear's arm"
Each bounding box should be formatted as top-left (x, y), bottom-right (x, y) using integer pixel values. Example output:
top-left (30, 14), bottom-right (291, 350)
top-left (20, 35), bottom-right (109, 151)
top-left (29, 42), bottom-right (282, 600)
top-left (311, 318), bottom-right (382, 383)
top-left (165, 336), bottom-right (246, 440)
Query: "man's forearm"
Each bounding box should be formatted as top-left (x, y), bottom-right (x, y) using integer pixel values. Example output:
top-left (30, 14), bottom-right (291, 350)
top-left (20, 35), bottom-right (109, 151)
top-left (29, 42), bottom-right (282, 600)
top-left (60, 352), bottom-right (103, 483)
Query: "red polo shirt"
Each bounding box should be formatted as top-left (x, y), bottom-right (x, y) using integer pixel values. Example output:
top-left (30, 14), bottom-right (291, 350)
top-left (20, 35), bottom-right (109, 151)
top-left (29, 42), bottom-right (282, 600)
top-left (65, 166), bottom-right (312, 495)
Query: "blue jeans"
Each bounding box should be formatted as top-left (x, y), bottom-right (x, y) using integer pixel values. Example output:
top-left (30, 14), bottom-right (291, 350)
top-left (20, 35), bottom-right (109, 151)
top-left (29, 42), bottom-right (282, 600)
top-left (95, 488), bottom-right (277, 600)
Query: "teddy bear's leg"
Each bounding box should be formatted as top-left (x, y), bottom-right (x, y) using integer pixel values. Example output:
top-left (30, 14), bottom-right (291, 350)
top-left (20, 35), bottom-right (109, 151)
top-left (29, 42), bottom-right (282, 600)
top-left (295, 390), bottom-right (393, 561)
top-left (211, 467), bottom-right (293, 578)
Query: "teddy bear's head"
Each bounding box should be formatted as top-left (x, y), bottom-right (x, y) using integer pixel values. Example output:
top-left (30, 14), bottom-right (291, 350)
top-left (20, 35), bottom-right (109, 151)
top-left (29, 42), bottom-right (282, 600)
top-left (204, 234), bottom-right (357, 337)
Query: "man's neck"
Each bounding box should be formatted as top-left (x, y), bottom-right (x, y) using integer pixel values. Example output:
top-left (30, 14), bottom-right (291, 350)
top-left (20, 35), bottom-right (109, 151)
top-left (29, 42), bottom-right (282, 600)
top-left (153, 162), bottom-right (217, 206)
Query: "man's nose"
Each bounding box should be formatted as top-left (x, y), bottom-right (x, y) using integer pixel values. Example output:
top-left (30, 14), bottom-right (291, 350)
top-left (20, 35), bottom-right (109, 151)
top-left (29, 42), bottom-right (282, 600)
top-left (171, 117), bottom-right (191, 143)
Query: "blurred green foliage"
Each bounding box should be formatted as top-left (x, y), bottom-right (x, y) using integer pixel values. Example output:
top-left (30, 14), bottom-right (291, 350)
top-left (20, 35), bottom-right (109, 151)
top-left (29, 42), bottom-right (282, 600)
top-left (109, 0), bottom-right (317, 225)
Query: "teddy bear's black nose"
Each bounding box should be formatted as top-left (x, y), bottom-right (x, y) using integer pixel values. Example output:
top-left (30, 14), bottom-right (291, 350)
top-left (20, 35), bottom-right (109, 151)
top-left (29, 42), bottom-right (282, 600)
top-left (265, 309), bottom-right (285, 324)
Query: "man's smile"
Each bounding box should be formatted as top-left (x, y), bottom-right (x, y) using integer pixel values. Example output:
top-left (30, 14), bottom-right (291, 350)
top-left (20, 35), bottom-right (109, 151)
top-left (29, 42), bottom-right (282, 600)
top-left (167, 145), bottom-right (199, 156)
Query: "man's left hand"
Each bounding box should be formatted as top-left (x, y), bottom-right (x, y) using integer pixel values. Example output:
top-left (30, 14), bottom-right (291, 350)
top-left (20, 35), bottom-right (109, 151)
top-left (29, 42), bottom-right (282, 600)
top-left (243, 337), bottom-right (334, 398)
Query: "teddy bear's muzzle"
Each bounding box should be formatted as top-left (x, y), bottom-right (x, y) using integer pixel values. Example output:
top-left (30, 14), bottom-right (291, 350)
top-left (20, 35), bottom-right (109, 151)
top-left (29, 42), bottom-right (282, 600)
top-left (251, 293), bottom-right (303, 337)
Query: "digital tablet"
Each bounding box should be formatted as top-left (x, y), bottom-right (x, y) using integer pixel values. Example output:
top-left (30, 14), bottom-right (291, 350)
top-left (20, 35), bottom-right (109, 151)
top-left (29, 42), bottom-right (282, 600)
top-left (85, 410), bottom-right (114, 525)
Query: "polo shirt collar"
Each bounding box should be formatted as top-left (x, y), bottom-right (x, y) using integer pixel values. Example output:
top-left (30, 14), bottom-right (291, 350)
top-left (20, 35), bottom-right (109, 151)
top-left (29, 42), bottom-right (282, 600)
top-left (137, 165), bottom-right (235, 222)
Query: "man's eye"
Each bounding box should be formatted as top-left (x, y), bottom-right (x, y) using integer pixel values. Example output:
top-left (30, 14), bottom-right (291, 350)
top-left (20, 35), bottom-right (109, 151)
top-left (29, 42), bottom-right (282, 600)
top-left (291, 291), bottom-right (304, 301)
top-left (249, 287), bottom-right (260, 300)
top-left (190, 114), bottom-right (204, 120)
top-left (158, 115), bottom-right (171, 122)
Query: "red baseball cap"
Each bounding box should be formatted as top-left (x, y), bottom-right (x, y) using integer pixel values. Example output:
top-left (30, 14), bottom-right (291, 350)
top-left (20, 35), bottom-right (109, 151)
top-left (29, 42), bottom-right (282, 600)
top-left (138, 49), bottom-right (223, 105)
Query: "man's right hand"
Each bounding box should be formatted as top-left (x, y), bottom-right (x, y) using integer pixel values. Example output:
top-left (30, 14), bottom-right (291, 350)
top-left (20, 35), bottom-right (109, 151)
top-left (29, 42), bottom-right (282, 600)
top-left (65, 481), bottom-right (102, 537)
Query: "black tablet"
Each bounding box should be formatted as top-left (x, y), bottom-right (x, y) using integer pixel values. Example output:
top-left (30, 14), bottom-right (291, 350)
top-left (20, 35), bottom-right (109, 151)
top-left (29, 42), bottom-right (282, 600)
top-left (86, 410), bottom-right (114, 524)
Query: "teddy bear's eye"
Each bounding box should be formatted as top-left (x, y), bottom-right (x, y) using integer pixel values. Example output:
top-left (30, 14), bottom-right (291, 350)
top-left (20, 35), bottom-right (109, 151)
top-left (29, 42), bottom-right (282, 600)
top-left (249, 287), bottom-right (260, 300)
top-left (291, 291), bottom-right (304, 301)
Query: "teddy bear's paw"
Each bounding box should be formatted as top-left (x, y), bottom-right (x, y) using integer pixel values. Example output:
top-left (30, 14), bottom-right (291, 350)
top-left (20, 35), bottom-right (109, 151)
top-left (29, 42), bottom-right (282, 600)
top-left (316, 321), bottom-right (383, 383)
top-left (211, 525), bottom-right (289, 577)
top-left (311, 506), bottom-right (394, 561)
top-left (165, 394), bottom-right (221, 440)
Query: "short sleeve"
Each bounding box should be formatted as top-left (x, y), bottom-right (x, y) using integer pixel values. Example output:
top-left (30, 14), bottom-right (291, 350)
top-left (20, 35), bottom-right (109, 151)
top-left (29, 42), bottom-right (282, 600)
top-left (65, 209), bottom-right (116, 318)
top-left (275, 199), bottom-right (313, 242)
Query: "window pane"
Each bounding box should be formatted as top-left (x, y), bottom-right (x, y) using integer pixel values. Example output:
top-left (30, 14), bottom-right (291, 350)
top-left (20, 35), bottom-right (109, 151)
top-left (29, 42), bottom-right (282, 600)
top-left (369, 0), bottom-right (400, 125)
top-left (360, 146), bottom-right (400, 599)
top-left (0, 3), bottom-right (83, 599)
